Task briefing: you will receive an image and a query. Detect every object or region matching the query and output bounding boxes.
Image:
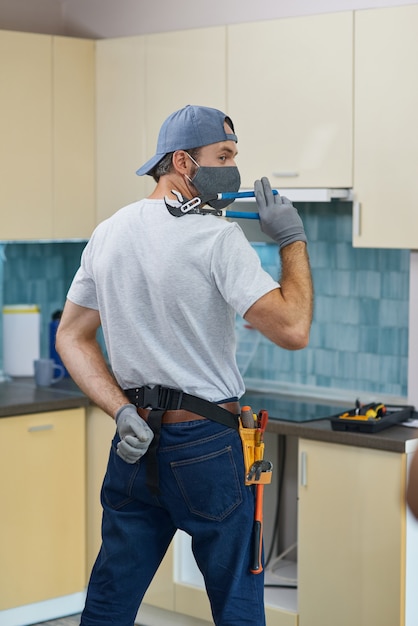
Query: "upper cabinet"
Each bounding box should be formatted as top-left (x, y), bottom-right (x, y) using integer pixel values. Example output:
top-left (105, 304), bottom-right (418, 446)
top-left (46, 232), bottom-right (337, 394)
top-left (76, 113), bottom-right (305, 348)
top-left (0, 31), bottom-right (53, 240)
top-left (53, 36), bottom-right (95, 239)
top-left (96, 36), bottom-right (146, 224)
top-left (96, 27), bottom-right (227, 215)
top-left (143, 27), bottom-right (227, 196)
top-left (353, 5), bottom-right (418, 249)
top-left (227, 13), bottom-right (353, 190)
top-left (0, 31), bottom-right (95, 241)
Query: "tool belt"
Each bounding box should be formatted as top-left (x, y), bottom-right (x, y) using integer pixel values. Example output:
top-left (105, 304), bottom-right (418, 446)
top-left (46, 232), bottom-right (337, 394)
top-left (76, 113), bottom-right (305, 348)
top-left (124, 385), bottom-right (240, 494)
top-left (238, 409), bottom-right (272, 486)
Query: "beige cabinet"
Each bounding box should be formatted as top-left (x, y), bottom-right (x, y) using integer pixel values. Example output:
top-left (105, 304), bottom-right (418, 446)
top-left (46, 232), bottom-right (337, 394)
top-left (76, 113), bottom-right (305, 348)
top-left (353, 5), bottom-right (418, 249)
top-left (53, 36), bottom-right (95, 239)
top-left (0, 409), bottom-right (86, 611)
top-left (0, 31), bottom-right (95, 240)
top-left (143, 27), bottom-right (227, 197)
top-left (86, 406), bottom-right (174, 611)
top-left (227, 13), bottom-right (353, 190)
top-left (96, 27), bottom-right (228, 220)
top-left (298, 439), bottom-right (406, 626)
top-left (0, 30), bottom-right (53, 240)
top-left (96, 36), bottom-right (147, 223)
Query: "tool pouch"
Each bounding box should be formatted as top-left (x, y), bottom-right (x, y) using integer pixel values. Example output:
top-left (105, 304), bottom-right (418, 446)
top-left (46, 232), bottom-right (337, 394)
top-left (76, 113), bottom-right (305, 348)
top-left (239, 419), bottom-right (272, 486)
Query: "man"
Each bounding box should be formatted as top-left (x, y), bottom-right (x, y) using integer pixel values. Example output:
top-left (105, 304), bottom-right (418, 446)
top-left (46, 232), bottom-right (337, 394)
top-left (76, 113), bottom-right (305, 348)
top-left (57, 104), bottom-right (313, 626)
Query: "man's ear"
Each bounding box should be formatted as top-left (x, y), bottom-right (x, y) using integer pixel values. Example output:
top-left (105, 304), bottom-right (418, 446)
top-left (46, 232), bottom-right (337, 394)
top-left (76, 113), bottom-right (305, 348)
top-left (172, 150), bottom-right (189, 174)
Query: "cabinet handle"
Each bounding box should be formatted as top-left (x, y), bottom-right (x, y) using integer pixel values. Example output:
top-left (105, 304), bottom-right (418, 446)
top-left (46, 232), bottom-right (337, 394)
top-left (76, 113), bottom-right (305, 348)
top-left (272, 171), bottom-right (299, 178)
top-left (28, 424), bottom-right (54, 432)
top-left (300, 451), bottom-right (307, 487)
top-left (353, 200), bottom-right (361, 238)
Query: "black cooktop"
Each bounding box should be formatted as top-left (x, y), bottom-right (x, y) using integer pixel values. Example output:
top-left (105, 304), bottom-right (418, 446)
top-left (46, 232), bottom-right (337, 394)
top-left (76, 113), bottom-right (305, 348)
top-left (241, 391), bottom-right (349, 423)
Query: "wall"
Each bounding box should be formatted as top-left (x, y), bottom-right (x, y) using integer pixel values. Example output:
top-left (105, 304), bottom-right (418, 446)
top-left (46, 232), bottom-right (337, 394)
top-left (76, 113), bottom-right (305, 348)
top-left (0, 206), bottom-right (410, 397)
top-left (0, 242), bottom-right (86, 372)
top-left (238, 202), bottom-right (409, 398)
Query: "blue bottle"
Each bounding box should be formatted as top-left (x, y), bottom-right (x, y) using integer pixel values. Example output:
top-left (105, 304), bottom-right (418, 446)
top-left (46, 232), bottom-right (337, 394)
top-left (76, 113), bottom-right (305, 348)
top-left (49, 310), bottom-right (69, 377)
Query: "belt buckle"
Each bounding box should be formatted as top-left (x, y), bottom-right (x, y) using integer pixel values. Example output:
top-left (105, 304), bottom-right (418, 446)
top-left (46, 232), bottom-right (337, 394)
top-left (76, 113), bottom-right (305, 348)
top-left (142, 385), bottom-right (184, 411)
top-left (159, 387), bottom-right (183, 410)
top-left (142, 385), bottom-right (162, 409)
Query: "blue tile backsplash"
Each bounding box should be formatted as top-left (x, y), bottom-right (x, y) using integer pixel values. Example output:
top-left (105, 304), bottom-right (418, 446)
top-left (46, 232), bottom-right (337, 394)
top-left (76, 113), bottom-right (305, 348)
top-left (238, 202), bottom-right (409, 397)
top-left (0, 201), bottom-right (410, 397)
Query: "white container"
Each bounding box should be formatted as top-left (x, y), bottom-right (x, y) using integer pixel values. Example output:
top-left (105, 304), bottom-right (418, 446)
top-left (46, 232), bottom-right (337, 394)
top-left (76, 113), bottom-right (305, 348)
top-left (2, 304), bottom-right (41, 377)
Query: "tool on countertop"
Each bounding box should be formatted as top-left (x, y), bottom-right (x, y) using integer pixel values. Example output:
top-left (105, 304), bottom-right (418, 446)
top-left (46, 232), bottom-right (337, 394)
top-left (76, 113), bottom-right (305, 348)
top-left (338, 401), bottom-right (387, 421)
top-left (239, 406), bottom-right (272, 575)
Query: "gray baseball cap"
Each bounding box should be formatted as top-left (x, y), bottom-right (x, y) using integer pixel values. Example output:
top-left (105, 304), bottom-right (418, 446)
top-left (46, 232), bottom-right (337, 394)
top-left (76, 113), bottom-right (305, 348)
top-left (136, 104), bottom-right (238, 176)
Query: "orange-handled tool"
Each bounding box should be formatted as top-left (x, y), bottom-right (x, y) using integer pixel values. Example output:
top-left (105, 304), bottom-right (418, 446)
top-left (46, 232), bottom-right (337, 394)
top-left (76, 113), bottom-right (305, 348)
top-left (250, 410), bottom-right (269, 574)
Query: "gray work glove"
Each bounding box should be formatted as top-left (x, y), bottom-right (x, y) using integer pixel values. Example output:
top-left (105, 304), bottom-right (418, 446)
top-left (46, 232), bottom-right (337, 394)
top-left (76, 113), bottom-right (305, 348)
top-left (254, 177), bottom-right (307, 249)
top-left (115, 404), bottom-right (154, 464)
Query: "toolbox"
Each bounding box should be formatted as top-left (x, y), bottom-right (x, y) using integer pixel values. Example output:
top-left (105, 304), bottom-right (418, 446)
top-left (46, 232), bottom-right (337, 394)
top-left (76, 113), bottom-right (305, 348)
top-left (330, 403), bottom-right (415, 433)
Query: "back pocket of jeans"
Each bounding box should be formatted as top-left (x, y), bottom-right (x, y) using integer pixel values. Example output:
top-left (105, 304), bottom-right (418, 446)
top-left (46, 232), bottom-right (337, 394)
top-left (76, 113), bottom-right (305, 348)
top-left (171, 446), bottom-right (242, 521)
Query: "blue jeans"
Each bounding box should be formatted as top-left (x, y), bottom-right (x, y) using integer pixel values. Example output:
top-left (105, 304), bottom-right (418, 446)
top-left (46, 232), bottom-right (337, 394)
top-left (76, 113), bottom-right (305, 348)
top-left (80, 419), bottom-right (265, 626)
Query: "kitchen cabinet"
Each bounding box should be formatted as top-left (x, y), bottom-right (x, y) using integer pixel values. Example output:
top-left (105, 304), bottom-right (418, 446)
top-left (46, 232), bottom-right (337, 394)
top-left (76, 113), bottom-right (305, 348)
top-left (96, 36), bottom-right (147, 224)
top-left (0, 408), bottom-right (86, 611)
top-left (96, 27), bottom-right (227, 219)
top-left (53, 36), bottom-right (95, 239)
top-left (143, 27), bottom-right (227, 197)
top-left (86, 406), bottom-right (174, 612)
top-left (353, 5), bottom-right (418, 249)
top-left (0, 30), bottom-right (95, 240)
top-left (298, 439), bottom-right (407, 626)
top-left (227, 12), bottom-right (353, 190)
top-left (0, 30), bottom-right (53, 240)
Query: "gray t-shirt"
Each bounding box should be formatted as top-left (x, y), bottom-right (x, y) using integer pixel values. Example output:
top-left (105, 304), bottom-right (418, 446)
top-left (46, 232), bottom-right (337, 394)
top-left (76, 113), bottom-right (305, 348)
top-left (67, 198), bottom-right (278, 401)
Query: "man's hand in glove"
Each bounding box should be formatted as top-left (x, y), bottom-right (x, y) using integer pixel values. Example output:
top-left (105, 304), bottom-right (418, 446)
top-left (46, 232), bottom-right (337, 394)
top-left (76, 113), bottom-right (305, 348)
top-left (254, 177), bottom-right (307, 249)
top-left (115, 404), bottom-right (154, 463)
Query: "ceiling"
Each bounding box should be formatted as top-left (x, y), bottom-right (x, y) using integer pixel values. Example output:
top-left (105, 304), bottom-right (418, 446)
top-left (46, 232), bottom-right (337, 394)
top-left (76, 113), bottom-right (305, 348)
top-left (1, 0), bottom-right (417, 39)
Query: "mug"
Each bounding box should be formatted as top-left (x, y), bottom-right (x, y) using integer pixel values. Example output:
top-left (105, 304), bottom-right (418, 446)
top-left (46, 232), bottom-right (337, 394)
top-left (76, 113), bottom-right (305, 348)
top-left (34, 358), bottom-right (65, 387)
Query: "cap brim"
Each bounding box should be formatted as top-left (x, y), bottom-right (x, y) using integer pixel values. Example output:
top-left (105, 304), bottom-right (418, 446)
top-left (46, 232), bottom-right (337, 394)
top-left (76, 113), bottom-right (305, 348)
top-left (136, 153), bottom-right (166, 176)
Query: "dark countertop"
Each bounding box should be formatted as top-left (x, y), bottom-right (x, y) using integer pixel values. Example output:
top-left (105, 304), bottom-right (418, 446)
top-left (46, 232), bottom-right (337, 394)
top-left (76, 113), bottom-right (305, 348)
top-left (0, 381), bottom-right (416, 453)
top-left (242, 391), bottom-right (418, 454)
top-left (0, 377), bottom-right (89, 417)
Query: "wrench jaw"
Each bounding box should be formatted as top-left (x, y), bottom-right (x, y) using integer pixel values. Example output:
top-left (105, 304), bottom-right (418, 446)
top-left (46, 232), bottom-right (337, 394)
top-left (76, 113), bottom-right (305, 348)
top-left (246, 460), bottom-right (273, 483)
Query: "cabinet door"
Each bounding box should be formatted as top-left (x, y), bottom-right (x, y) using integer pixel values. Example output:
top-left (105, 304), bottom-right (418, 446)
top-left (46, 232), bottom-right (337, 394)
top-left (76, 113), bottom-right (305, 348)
top-left (86, 406), bottom-right (175, 611)
top-left (227, 13), bottom-right (353, 190)
top-left (96, 36), bottom-right (147, 224)
top-left (0, 409), bottom-right (86, 610)
top-left (0, 31), bottom-right (53, 240)
top-left (144, 27), bottom-right (227, 196)
top-left (53, 36), bottom-right (96, 239)
top-left (298, 439), bottom-right (405, 626)
top-left (353, 5), bottom-right (418, 249)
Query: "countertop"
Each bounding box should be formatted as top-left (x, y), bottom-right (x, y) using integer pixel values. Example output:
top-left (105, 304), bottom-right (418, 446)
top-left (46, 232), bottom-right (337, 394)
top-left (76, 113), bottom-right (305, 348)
top-left (0, 380), bottom-right (417, 453)
top-left (0, 377), bottom-right (89, 417)
top-left (242, 391), bottom-right (418, 454)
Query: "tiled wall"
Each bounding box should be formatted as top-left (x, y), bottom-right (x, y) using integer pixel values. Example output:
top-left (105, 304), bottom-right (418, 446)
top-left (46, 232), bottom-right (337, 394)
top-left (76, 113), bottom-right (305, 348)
top-left (239, 202), bottom-right (410, 397)
top-left (0, 202), bottom-right (410, 397)
top-left (0, 241), bottom-right (86, 366)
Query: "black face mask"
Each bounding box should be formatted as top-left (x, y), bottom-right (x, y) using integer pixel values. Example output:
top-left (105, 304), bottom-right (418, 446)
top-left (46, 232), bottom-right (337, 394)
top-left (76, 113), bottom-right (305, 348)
top-left (187, 153), bottom-right (241, 210)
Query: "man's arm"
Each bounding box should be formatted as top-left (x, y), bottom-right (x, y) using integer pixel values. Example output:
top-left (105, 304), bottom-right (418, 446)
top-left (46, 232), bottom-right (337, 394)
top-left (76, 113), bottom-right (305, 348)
top-left (56, 299), bottom-right (128, 418)
top-left (246, 177), bottom-right (313, 349)
top-left (244, 241), bottom-right (313, 350)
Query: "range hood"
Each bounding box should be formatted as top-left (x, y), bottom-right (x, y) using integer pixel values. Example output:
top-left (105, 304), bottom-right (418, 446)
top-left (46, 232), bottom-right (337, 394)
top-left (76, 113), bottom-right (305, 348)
top-left (235, 188), bottom-right (353, 203)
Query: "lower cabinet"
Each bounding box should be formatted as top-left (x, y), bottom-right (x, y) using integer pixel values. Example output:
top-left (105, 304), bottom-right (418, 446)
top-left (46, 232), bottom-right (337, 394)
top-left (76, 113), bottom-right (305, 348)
top-left (0, 408), bottom-right (86, 611)
top-left (298, 438), bottom-right (409, 626)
